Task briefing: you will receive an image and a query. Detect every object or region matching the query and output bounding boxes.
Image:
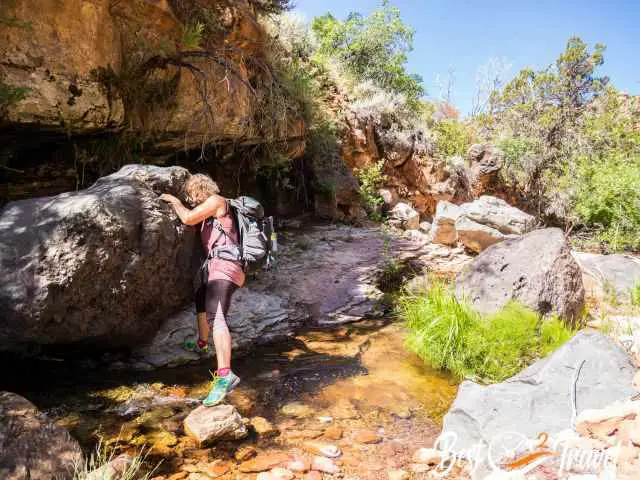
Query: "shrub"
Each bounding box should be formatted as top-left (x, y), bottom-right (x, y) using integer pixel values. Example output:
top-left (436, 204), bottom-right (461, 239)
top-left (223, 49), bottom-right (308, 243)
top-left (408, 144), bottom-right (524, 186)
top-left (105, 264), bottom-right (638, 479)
top-left (571, 154), bottom-right (640, 251)
top-left (433, 120), bottom-right (474, 160)
top-left (401, 279), bottom-right (574, 383)
top-left (356, 160), bottom-right (386, 220)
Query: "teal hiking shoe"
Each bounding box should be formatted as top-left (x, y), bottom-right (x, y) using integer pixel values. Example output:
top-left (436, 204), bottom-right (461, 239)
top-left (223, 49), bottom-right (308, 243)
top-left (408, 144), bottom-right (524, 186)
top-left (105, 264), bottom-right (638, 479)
top-left (183, 338), bottom-right (209, 354)
top-left (202, 371), bottom-right (241, 407)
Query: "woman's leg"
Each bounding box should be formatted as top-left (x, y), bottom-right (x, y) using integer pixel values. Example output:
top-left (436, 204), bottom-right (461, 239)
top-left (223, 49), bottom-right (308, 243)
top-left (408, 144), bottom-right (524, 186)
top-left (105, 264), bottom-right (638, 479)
top-left (205, 279), bottom-right (237, 372)
top-left (202, 279), bottom-right (239, 406)
top-left (185, 284), bottom-right (210, 352)
top-left (195, 284), bottom-right (210, 343)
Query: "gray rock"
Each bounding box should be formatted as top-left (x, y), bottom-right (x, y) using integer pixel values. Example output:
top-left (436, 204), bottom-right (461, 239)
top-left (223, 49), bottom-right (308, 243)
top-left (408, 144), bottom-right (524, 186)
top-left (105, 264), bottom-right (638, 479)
top-left (183, 404), bottom-right (248, 446)
top-left (378, 188), bottom-right (399, 209)
top-left (0, 164), bottom-right (197, 351)
top-left (456, 228), bottom-right (585, 321)
top-left (454, 216), bottom-right (513, 253)
top-left (440, 331), bottom-right (635, 454)
top-left (388, 202), bottom-right (420, 230)
top-left (460, 196), bottom-right (535, 235)
top-left (0, 391), bottom-right (83, 480)
top-left (85, 455), bottom-right (133, 480)
top-left (431, 201), bottom-right (462, 246)
top-left (467, 144), bottom-right (504, 195)
top-left (573, 252), bottom-right (640, 302)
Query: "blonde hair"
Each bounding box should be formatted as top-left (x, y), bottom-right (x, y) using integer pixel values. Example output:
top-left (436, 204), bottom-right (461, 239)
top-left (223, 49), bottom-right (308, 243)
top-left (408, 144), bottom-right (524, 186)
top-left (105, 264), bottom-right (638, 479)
top-left (184, 174), bottom-right (220, 205)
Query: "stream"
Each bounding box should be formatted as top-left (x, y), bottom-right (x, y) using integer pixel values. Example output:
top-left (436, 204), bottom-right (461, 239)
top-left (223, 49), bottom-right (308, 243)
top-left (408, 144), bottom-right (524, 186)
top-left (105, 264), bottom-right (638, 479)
top-left (3, 319), bottom-right (459, 479)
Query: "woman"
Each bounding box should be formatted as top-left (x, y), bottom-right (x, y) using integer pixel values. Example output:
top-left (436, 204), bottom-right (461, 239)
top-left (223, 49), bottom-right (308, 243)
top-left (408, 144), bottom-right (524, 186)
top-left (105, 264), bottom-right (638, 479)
top-left (160, 173), bottom-right (244, 407)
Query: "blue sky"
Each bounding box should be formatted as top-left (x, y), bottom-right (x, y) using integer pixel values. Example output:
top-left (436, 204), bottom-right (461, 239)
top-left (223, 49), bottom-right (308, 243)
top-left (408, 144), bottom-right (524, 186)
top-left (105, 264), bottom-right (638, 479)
top-left (293, 0), bottom-right (640, 116)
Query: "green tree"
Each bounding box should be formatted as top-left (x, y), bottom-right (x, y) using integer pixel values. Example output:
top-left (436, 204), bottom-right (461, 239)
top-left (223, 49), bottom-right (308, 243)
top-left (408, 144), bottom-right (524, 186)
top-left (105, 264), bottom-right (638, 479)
top-left (311, 2), bottom-right (424, 106)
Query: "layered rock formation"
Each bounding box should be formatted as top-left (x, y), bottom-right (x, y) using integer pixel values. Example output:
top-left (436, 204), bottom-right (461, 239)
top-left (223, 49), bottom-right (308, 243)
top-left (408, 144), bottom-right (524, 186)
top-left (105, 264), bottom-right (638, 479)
top-left (0, 0), bottom-right (302, 148)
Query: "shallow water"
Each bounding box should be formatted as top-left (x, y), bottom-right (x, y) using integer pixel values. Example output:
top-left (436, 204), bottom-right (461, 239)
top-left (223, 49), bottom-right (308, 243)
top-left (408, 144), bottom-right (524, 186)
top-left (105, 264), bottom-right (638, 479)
top-left (3, 319), bottom-right (459, 478)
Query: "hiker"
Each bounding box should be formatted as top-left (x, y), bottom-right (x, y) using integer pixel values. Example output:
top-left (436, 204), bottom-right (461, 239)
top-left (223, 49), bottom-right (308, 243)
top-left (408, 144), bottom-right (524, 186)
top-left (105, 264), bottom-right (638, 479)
top-left (160, 174), bottom-right (244, 406)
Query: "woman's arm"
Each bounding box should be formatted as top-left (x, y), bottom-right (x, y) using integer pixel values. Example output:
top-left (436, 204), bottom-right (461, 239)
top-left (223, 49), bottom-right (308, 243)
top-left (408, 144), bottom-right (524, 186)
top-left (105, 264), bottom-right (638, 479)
top-left (159, 194), bottom-right (224, 226)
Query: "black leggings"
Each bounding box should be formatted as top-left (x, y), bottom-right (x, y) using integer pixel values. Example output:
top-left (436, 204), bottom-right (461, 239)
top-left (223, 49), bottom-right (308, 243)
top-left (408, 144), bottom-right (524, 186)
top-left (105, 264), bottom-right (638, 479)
top-left (195, 279), bottom-right (238, 326)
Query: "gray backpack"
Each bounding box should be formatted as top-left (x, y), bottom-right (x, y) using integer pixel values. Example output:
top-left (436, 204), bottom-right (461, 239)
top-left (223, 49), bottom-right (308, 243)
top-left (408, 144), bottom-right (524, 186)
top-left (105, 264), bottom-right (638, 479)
top-left (209, 196), bottom-right (276, 273)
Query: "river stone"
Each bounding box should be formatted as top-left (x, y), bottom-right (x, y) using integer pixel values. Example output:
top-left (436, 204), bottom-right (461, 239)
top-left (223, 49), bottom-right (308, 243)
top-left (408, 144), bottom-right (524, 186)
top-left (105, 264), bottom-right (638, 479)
top-left (431, 201), bottom-right (462, 246)
top-left (454, 216), bottom-right (513, 253)
top-left (573, 252), bottom-right (640, 303)
top-left (388, 202), bottom-right (420, 230)
top-left (0, 391), bottom-right (83, 480)
top-left (460, 195), bottom-right (535, 235)
top-left (0, 164), bottom-right (197, 351)
top-left (440, 331), bottom-right (635, 457)
top-left (456, 228), bottom-right (585, 321)
top-left (183, 404), bottom-right (247, 446)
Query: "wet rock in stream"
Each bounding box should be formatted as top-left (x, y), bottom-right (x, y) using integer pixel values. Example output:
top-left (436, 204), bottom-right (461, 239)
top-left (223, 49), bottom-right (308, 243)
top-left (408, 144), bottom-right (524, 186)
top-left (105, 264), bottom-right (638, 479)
top-left (183, 404), bottom-right (248, 446)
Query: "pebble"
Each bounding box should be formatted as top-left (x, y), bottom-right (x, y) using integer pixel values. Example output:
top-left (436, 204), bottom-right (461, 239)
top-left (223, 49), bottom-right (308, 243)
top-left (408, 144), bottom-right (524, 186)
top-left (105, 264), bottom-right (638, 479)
top-left (239, 453), bottom-right (291, 473)
top-left (302, 441), bottom-right (342, 458)
top-left (388, 469), bottom-right (408, 480)
top-left (354, 429), bottom-right (382, 444)
top-left (312, 456), bottom-right (341, 474)
top-left (287, 429), bottom-right (324, 440)
top-left (251, 417), bottom-right (279, 437)
top-left (234, 445), bottom-right (257, 462)
top-left (318, 416), bottom-right (334, 424)
top-left (286, 458), bottom-right (311, 473)
top-left (412, 447), bottom-right (441, 465)
top-left (167, 473), bottom-right (188, 480)
top-left (324, 426), bottom-right (344, 440)
top-left (281, 402), bottom-right (315, 418)
top-left (270, 467), bottom-right (295, 480)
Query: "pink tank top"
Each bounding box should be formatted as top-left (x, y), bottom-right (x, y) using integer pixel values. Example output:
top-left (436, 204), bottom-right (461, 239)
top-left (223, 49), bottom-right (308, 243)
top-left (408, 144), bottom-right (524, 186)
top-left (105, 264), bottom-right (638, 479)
top-left (200, 200), bottom-right (245, 287)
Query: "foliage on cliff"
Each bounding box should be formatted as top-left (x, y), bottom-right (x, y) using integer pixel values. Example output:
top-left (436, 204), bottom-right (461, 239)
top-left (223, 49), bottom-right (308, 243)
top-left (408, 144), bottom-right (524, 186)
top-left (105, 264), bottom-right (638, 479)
top-left (475, 37), bottom-right (640, 251)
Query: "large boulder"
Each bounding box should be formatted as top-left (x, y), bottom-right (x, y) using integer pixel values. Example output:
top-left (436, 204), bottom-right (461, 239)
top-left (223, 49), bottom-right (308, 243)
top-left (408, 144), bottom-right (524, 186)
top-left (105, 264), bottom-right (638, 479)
top-left (573, 252), bottom-right (640, 303)
top-left (431, 201), bottom-right (462, 246)
top-left (455, 228), bottom-right (585, 321)
top-left (460, 196), bottom-right (535, 235)
top-left (0, 164), bottom-right (198, 351)
top-left (440, 331), bottom-right (635, 454)
top-left (0, 391), bottom-right (83, 479)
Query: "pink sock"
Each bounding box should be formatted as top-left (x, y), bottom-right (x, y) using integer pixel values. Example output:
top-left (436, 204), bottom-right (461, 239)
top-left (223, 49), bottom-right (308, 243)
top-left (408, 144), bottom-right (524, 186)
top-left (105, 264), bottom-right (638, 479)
top-left (217, 368), bottom-right (231, 377)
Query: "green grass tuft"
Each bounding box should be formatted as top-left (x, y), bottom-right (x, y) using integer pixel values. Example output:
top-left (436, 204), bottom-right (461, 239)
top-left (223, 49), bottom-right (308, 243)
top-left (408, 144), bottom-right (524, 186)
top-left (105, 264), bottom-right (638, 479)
top-left (630, 279), bottom-right (640, 307)
top-left (400, 279), bottom-right (575, 383)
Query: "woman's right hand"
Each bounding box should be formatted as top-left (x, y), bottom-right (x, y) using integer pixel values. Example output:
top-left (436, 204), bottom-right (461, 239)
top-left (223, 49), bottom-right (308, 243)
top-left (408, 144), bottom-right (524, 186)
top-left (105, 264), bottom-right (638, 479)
top-left (159, 193), bottom-right (177, 204)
